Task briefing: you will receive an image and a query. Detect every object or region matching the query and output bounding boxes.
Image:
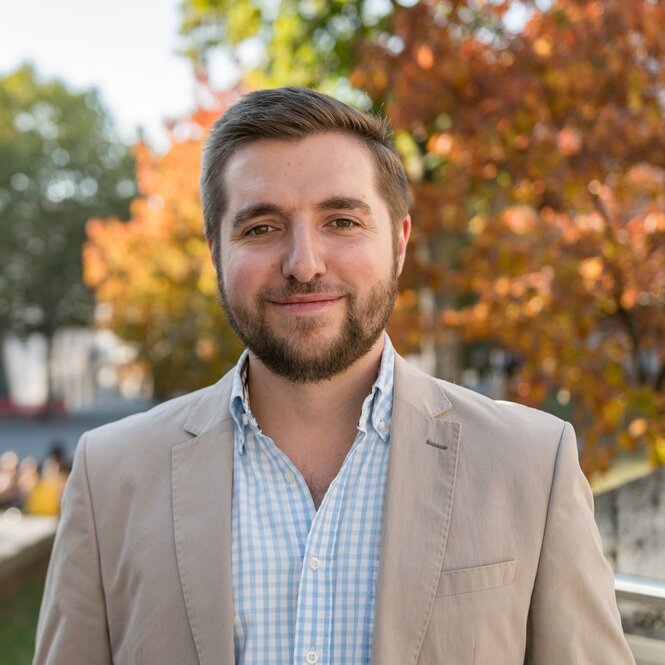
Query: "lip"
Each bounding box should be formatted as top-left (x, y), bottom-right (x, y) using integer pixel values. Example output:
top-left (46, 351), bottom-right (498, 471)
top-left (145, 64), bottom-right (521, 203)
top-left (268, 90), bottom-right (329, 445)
top-left (272, 294), bottom-right (341, 304)
top-left (269, 294), bottom-right (344, 312)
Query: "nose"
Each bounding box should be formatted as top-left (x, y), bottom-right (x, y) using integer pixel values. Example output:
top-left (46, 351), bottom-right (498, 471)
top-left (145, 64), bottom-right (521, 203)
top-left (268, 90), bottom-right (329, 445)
top-left (281, 223), bottom-right (326, 283)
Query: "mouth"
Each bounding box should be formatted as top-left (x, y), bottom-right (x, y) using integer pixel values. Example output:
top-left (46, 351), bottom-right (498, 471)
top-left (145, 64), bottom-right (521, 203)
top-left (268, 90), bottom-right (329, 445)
top-left (269, 294), bottom-right (344, 313)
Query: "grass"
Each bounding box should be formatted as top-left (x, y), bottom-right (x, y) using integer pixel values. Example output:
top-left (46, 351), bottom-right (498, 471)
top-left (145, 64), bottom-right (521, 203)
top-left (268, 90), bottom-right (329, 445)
top-left (0, 561), bottom-right (47, 665)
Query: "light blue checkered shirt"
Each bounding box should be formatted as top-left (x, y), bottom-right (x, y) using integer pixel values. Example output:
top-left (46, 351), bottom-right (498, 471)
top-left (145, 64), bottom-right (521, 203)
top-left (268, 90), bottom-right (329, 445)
top-left (229, 335), bottom-right (395, 665)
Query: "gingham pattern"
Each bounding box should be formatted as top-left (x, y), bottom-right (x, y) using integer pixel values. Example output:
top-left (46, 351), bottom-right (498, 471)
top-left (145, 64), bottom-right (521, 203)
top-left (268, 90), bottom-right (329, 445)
top-left (230, 335), bottom-right (395, 665)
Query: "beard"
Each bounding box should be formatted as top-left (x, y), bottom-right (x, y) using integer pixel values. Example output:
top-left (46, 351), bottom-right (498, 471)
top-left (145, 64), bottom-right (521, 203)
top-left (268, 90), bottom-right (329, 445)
top-left (217, 266), bottom-right (399, 383)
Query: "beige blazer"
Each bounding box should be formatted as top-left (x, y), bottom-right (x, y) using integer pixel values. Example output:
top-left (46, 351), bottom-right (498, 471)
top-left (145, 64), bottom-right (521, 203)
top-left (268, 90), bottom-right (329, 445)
top-left (34, 355), bottom-right (635, 665)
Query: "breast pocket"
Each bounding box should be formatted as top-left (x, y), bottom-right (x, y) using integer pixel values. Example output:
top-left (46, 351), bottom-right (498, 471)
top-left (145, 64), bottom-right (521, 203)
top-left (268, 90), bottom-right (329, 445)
top-left (436, 559), bottom-right (515, 597)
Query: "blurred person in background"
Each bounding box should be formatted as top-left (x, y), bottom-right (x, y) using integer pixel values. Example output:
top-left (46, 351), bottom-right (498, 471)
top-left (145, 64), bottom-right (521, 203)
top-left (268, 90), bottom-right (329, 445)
top-left (0, 451), bottom-right (20, 508)
top-left (16, 455), bottom-right (38, 508)
top-left (24, 456), bottom-right (66, 516)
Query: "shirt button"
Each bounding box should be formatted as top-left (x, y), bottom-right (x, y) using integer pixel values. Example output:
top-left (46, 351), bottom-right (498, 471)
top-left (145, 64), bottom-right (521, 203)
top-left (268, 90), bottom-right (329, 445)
top-left (241, 414), bottom-right (249, 426)
top-left (284, 470), bottom-right (296, 484)
top-left (379, 420), bottom-right (389, 432)
top-left (305, 649), bottom-right (319, 664)
top-left (309, 556), bottom-right (321, 571)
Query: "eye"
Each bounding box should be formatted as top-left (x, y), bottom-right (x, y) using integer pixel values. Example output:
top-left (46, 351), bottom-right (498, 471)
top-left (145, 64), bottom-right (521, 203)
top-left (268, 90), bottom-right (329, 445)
top-left (244, 223), bottom-right (275, 237)
top-left (329, 217), bottom-right (359, 229)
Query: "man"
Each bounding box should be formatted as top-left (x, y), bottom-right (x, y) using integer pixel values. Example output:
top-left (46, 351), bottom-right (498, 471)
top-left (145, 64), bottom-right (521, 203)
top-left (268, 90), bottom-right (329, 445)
top-left (34, 87), bottom-right (634, 664)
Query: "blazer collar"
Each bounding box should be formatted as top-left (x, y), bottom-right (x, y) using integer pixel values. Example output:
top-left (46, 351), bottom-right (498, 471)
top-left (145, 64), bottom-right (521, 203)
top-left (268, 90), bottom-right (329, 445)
top-left (372, 354), bottom-right (461, 665)
top-left (182, 369), bottom-right (235, 437)
top-left (393, 353), bottom-right (454, 419)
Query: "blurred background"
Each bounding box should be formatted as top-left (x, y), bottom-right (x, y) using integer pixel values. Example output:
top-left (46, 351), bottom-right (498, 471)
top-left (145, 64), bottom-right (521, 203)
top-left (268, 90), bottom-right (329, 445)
top-left (0, 1), bottom-right (663, 663)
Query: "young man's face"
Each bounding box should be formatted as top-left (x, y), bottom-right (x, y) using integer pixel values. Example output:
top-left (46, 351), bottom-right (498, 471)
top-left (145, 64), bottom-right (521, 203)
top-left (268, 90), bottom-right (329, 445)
top-left (215, 132), bottom-right (410, 382)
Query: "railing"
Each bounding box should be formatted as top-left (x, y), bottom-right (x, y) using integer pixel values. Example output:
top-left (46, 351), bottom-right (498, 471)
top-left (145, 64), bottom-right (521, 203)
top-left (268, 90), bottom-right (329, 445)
top-left (615, 573), bottom-right (665, 609)
top-left (615, 574), bottom-right (665, 665)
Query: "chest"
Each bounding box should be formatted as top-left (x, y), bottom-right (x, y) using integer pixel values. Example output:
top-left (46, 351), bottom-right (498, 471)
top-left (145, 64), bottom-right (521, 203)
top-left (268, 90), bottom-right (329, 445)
top-left (274, 425), bottom-right (359, 507)
top-left (230, 428), bottom-right (391, 664)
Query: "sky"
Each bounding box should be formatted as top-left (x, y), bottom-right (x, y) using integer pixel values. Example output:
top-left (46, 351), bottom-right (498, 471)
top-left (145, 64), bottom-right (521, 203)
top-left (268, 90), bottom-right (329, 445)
top-left (0, 0), bottom-right (213, 149)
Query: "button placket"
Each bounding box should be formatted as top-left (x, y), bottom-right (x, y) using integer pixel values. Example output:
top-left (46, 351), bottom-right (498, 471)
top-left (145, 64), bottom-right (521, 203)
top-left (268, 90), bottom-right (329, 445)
top-left (293, 419), bottom-right (374, 665)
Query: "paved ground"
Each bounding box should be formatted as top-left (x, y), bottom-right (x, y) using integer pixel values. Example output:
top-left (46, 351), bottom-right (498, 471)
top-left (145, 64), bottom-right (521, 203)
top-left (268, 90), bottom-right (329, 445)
top-left (0, 398), bottom-right (153, 460)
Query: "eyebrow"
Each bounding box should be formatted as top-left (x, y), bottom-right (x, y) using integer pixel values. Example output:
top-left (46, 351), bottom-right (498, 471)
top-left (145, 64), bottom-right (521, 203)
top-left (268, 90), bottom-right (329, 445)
top-left (315, 197), bottom-right (373, 216)
top-left (230, 197), bottom-right (373, 229)
top-left (230, 203), bottom-right (284, 229)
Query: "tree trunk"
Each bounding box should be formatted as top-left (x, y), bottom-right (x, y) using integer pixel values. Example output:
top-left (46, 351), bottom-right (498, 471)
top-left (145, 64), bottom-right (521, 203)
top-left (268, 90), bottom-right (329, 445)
top-left (432, 228), bottom-right (463, 383)
top-left (0, 335), bottom-right (8, 399)
top-left (44, 330), bottom-right (58, 416)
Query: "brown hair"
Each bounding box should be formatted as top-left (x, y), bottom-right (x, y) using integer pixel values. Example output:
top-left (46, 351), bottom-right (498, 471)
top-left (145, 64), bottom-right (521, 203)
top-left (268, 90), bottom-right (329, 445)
top-left (201, 87), bottom-right (410, 262)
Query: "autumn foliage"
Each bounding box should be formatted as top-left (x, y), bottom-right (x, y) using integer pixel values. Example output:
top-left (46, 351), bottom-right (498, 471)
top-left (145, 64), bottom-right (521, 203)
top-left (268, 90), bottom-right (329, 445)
top-left (352, 0), bottom-right (665, 470)
top-left (84, 98), bottom-right (244, 399)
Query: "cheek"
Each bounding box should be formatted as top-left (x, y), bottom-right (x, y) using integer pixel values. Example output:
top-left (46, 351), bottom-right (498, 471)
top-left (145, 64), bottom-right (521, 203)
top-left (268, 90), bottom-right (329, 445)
top-left (222, 249), bottom-right (279, 293)
top-left (335, 239), bottom-right (394, 282)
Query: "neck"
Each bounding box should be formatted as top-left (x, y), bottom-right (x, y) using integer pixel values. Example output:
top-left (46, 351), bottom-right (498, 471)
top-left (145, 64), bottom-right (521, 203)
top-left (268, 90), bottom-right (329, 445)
top-left (246, 335), bottom-right (386, 440)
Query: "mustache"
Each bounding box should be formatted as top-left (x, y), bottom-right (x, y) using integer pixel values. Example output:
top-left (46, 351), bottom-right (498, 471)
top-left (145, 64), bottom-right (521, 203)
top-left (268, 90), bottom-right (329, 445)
top-left (259, 280), bottom-right (351, 301)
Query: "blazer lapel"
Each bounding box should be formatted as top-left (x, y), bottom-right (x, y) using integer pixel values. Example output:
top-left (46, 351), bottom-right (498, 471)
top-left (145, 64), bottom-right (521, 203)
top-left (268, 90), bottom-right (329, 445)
top-left (171, 374), bottom-right (236, 665)
top-left (372, 356), bottom-right (461, 665)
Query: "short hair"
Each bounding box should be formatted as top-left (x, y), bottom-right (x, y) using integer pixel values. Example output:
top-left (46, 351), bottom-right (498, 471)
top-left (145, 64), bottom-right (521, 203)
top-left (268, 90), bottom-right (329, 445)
top-left (200, 87), bottom-right (410, 262)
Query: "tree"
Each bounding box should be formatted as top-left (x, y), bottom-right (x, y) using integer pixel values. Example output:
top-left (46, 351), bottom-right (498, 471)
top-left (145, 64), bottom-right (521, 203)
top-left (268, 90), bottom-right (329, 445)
top-left (84, 98), bottom-right (244, 400)
top-left (352, 0), bottom-right (665, 469)
top-left (178, 0), bottom-right (395, 94)
top-left (0, 64), bottom-right (135, 405)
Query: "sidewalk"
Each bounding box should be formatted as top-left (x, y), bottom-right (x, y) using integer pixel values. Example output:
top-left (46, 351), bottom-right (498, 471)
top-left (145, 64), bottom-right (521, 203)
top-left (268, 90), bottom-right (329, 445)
top-left (0, 510), bottom-right (57, 587)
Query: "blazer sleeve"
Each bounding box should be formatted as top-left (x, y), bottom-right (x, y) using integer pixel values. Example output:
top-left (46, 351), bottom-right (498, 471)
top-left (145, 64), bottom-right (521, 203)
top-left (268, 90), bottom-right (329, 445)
top-left (525, 422), bottom-right (635, 664)
top-left (33, 434), bottom-right (113, 665)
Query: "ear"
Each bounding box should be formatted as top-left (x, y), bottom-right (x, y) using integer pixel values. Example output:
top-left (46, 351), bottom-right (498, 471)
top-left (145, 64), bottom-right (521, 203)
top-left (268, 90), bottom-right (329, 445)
top-left (206, 236), bottom-right (218, 272)
top-left (396, 215), bottom-right (411, 276)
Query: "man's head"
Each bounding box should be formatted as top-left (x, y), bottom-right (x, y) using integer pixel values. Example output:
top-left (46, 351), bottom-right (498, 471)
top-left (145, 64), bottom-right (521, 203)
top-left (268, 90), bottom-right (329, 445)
top-left (201, 88), bottom-right (411, 383)
top-left (201, 87), bottom-right (411, 265)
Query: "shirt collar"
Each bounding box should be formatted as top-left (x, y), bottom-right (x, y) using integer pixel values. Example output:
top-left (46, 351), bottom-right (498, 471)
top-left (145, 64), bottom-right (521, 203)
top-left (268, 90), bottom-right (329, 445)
top-left (230, 349), bottom-right (252, 453)
top-left (229, 333), bottom-right (396, 453)
top-left (360, 333), bottom-right (395, 442)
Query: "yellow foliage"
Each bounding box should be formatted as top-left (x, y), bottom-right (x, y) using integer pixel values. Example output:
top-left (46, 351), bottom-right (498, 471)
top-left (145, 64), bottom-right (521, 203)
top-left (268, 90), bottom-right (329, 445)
top-left (84, 99), bottom-right (244, 398)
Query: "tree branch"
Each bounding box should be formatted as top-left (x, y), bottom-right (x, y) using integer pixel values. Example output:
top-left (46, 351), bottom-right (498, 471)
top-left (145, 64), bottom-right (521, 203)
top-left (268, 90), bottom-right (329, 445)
top-left (591, 193), bottom-right (647, 385)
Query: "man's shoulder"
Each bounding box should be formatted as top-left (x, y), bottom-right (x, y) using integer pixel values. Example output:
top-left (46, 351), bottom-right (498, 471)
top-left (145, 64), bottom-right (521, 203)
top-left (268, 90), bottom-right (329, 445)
top-left (81, 371), bottom-right (234, 461)
top-left (87, 387), bottom-right (204, 440)
top-left (394, 355), bottom-right (567, 454)
top-left (442, 377), bottom-right (562, 430)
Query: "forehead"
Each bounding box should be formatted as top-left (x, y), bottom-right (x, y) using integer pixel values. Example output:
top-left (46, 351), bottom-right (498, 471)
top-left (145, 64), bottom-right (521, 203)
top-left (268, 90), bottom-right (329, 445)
top-left (222, 133), bottom-right (383, 212)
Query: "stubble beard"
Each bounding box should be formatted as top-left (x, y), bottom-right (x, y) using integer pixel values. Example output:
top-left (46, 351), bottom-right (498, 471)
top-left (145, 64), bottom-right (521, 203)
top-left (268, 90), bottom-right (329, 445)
top-left (216, 265), bottom-right (399, 383)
